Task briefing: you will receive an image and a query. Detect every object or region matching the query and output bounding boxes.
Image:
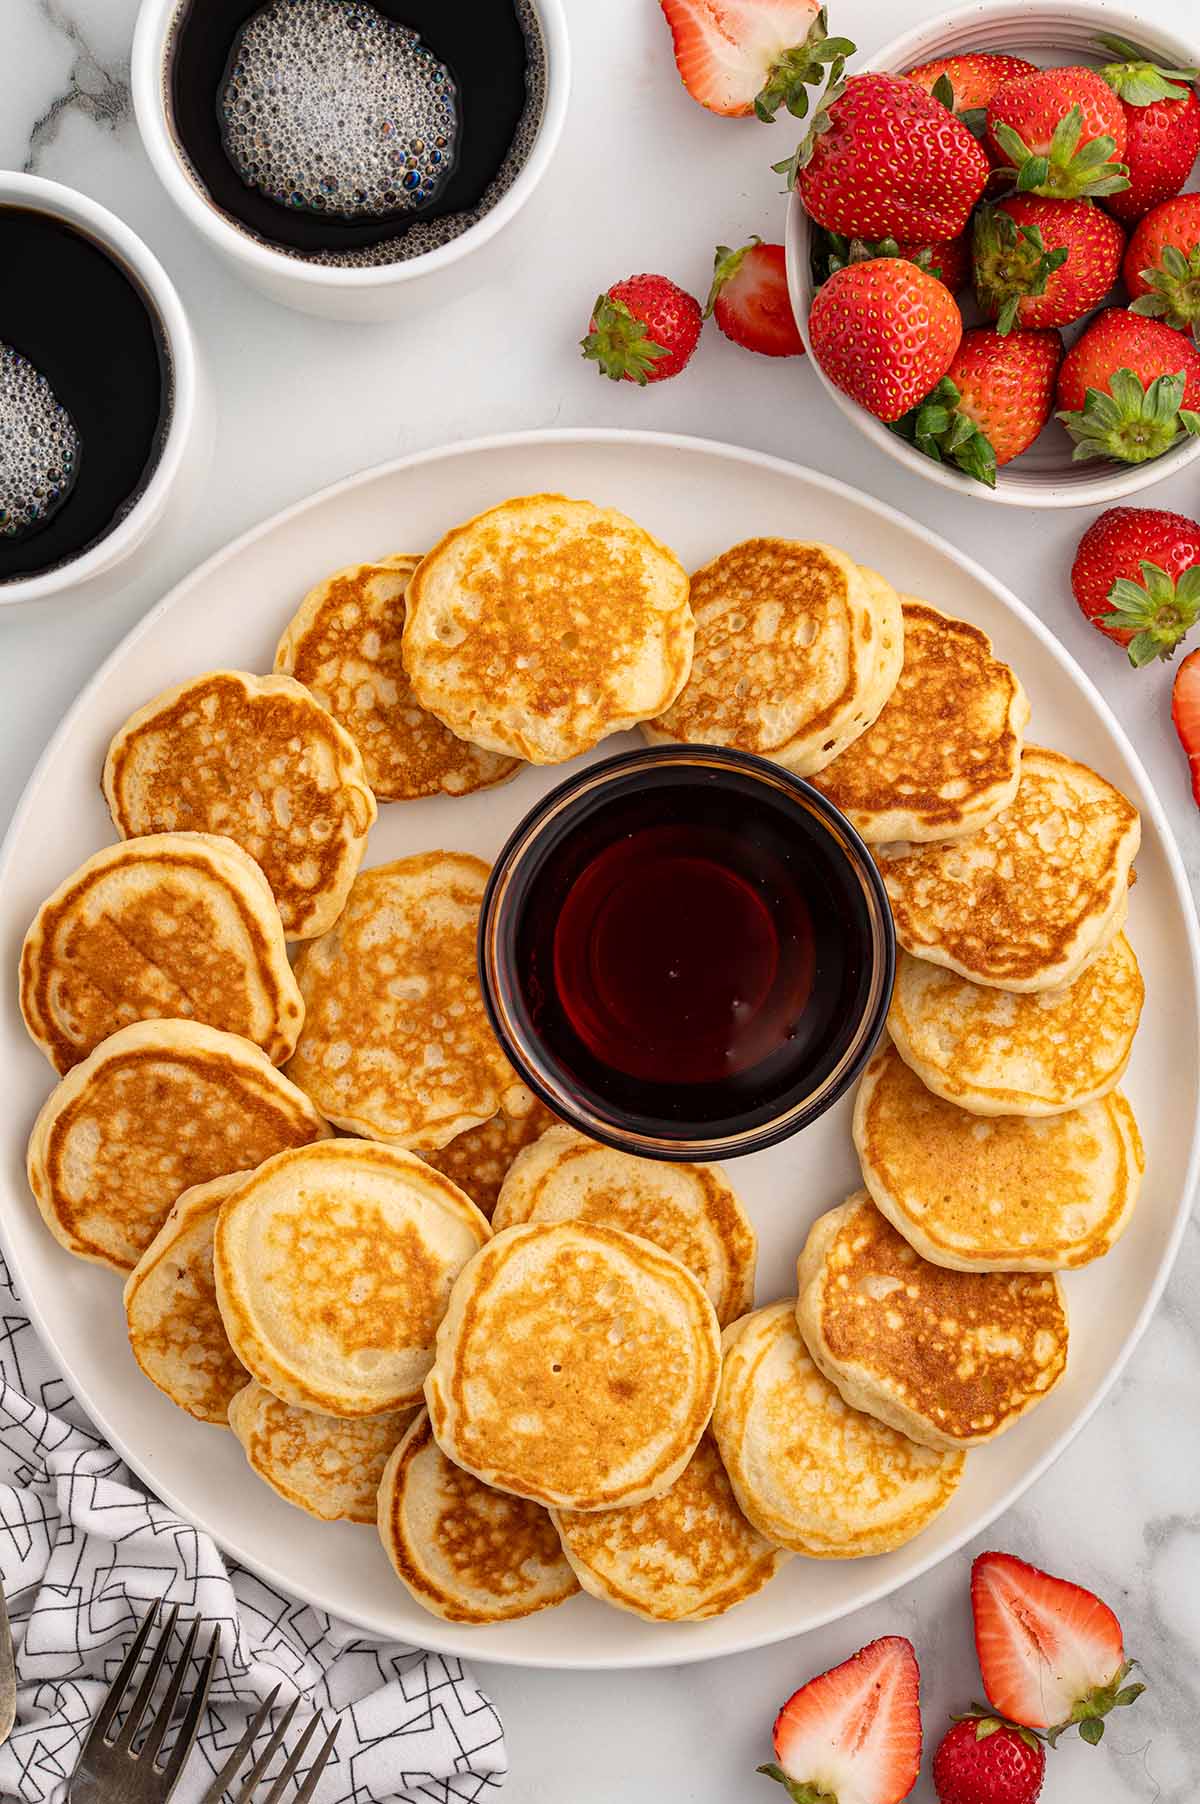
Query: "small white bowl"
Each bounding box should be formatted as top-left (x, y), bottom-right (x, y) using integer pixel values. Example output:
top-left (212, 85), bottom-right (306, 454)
top-left (0, 172), bottom-right (209, 609)
top-left (785, 1), bottom-right (1200, 508)
top-left (132, 0), bottom-right (570, 323)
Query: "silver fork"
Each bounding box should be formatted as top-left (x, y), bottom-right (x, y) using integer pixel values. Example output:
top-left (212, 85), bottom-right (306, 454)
top-left (198, 1686), bottom-right (340, 1804)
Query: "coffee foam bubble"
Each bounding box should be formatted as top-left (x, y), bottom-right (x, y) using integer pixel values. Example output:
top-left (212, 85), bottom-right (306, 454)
top-left (0, 342), bottom-right (80, 540)
top-left (220, 0), bottom-right (459, 220)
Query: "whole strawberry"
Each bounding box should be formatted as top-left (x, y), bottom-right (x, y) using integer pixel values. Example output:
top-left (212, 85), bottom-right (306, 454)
top-left (1125, 194), bottom-right (1200, 334)
top-left (815, 229), bottom-right (970, 292)
top-left (789, 72), bottom-right (989, 241)
top-left (1071, 505), bottom-right (1200, 664)
top-left (896, 327), bottom-right (1062, 486)
top-left (986, 66), bottom-right (1129, 199)
top-left (932, 1714), bottom-right (1046, 1804)
top-left (1056, 307), bottom-right (1200, 461)
top-left (707, 239), bottom-right (804, 356)
top-left (973, 197), bottom-right (1124, 334)
top-left (581, 275), bottom-right (702, 384)
top-left (1098, 35), bottom-right (1200, 224)
top-left (808, 256), bottom-right (962, 421)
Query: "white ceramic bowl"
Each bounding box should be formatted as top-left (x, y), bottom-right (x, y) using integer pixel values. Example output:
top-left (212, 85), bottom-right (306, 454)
top-left (785, 1), bottom-right (1200, 508)
top-left (132, 0), bottom-right (570, 323)
top-left (0, 173), bottom-right (209, 608)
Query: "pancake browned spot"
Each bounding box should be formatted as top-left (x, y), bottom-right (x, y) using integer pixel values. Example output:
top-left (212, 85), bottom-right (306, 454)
top-left (228, 1380), bottom-right (418, 1523)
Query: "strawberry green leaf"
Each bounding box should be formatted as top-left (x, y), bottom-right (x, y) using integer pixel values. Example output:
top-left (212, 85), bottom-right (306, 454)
top-left (1058, 368), bottom-right (1198, 462)
top-left (959, 105), bottom-right (988, 139)
top-left (1097, 35), bottom-right (1199, 105)
top-left (757, 1763), bottom-right (837, 1804)
top-left (1079, 1718), bottom-right (1105, 1746)
top-left (580, 295), bottom-right (669, 385)
top-left (754, 8), bottom-right (856, 123)
top-left (931, 72), bottom-right (955, 109)
top-left (993, 104), bottom-right (1129, 198)
top-left (1102, 557), bottom-right (1200, 663)
top-left (973, 205), bottom-right (1069, 335)
top-left (1128, 242), bottom-right (1200, 331)
top-left (892, 377), bottom-right (999, 488)
top-left (705, 239), bottom-right (757, 316)
top-left (772, 55), bottom-right (847, 186)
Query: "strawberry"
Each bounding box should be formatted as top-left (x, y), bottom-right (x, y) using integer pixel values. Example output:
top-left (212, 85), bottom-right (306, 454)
top-left (932, 1714), bottom-right (1046, 1804)
top-left (808, 257), bottom-right (962, 422)
top-left (895, 327), bottom-right (1062, 487)
top-left (1071, 504), bottom-right (1200, 664)
top-left (1125, 194), bottom-right (1200, 334)
top-left (973, 197), bottom-right (1124, 334)
top-left (986, 67), bottom-right (1129, 201)
top-left (1098, 35), bottom-right (1200, 224)
top-left (906, 51), bottom-right (1039, 135)
top-left (1171, 648), bottom-right (1200, 805)
top-left (759, 1636), bottom-right (922, 1804)
top-left (787, 72), bottom-right (989, 241)
top-left (706, 238), bottom-right (804, 356)
top-left (1056, 307), bottom-right (1200, 461)
top-left (580, 275), bottom-right (702, 384)
top-left (657, 0), bottom-right (852, 121)
top-left (971, 1552), bottom-right (1145, 1746)
top-left (814, 229), bottom-right (970, 292)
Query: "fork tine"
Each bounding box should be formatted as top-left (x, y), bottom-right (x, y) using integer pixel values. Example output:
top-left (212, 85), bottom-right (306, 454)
top-left (158, 1623), bottom-right (220, 1795)
top-left (258, 1712), bottom-right (321, 1804)
top-left (229, 1694), bottom-right (300, 1804)
top-left (196, 1683), bottom-right (280, 1804)
top-left (292, 1722), bottom-right (340, 1804)
top-left (79, 1598), bottom-right (161, 1755)
top-left (114, 1602), bottom-right (179, 1750)
top-left (140, 1613), bottom-right (200, 1767)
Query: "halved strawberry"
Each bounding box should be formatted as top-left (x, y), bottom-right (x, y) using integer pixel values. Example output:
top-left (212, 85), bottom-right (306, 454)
top-left (971, 1553), bottom-right (1145, 1746)
top-left (759, 1636), bottom-right (922, 1804)
top-left (706, 239), bottom-right (804, 355)
top-left (658, 0), bottom-right (853, 120)
top-left (1172, 648), bottom-right (1200, 805)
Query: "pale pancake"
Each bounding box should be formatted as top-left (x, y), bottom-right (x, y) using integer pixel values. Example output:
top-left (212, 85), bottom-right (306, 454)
top-left (854, 1043), bottom-right (1145, 1271)
top-left (228, 1380), bottom-right (417, 1523)
top-left (27, 1020), bottom-right (329, 1273)
top-left (812, 600), bottom-right (1029, 843)
top-left (426, 1221), bottom-right (722, 1511)
top-left (888, 936), bottom-right (1144, 1116)
top-left (711, 1301), bottom-right (963, 1558)
top-left (286, 852), bottom-right (522, 1151)
top-left (123, 1172), bottom-right (249, 1425)
top-left (877, 747), bottom-right (1140, 991)
top-left (423, 1085), bottom-right (559, 1219)
top-left (102, 670), bottom-right (377, 940)
top-left (214, 1139), bottom-right (490, 1417)
top-left (403, 495), bottom-right (693, 764)
top-left (644, 542), bottom-right (902, 776)
top-left (551, 1434), bottom-right (788, 1623)
top-left (378, 1410), bottom-right (579, 1622)
top-left (492, 1124), bottom-right (756, 1326)
top-left (795, 1194), bottom-right (1069, 1451)
top-left (21, 833), bottom-right (303, 1074)
top-left (274, 555), bottom-right (520, 801)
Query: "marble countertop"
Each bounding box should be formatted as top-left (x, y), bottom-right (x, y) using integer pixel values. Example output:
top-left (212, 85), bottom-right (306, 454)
top-left (3, 0), bottom-right (1198, 1798)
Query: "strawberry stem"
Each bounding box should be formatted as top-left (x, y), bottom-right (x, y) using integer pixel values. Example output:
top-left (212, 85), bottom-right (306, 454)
top-left (1057, 367), bottom-right (1200, 462)
top-left (757, 1764), bottom-right (838, 1804)
top-left (1045, 1660), bottom-right (1148, 1747)
top-left (579, 295), bottom-right (669, 385)
top-left (812, 230), bottom-right (939, 285)
top-left (1097, 35), bottom-right (1199, 105)
top-left (892, 375), bottom-right (999, 488)
top-left (1129, 242), bottom-right (1200, 333)
top-left (705, 239), bottom-right (756, 317)
top-left (972, 205), bottom-right (1069, 336)
top-left (754, 6), bottom-right (856, 123)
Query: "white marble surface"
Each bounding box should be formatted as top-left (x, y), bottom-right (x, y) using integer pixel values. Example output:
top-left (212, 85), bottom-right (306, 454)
top-left (2, 0), bottom-right (1198, 1798)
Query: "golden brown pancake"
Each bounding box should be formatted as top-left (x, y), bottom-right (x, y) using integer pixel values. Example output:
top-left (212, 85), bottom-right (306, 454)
top-left (422, 1085), bottom-right (559, 1219)
top-left (27, 1019), bottom-right (329, 1272)
top-left (102, 670), bottom-right (377, 940)
top-left (795, 1193), bottom-right (1070, 1450)
top-left (20, 833), bottom-right (303, 1074)
top-left (274, 555), bottom-right (520, 801)
top-left (228, 1381), bottom-right (418, 1523)
top-left (378, 1410), bottom-right (579, 1622)
top-left (286, 852), bottom-right (523, 1150)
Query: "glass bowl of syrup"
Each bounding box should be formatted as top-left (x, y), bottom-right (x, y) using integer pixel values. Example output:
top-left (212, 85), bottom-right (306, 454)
top-left (479, 746), bottom-right (895, 1162)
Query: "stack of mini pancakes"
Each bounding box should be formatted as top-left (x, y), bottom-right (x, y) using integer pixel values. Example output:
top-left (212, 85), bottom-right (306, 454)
top-left (15, 493), bottom-right (1144, 1628)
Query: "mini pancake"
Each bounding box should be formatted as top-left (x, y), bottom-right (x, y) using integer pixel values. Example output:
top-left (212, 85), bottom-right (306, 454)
top-left (378, 1410), bottom-right (579, 1622)
top-left (887, 936), bottom-right (1144, 1116)
top-left (286, 852), bottom-right (523, 1150)
top-left (214, 1139), bottom-right (490, 1417)
top-left (853, 1043), bottom-right (1145, 1271)
top-left (402, 494), bottom-right (694, 764)
top-left (492, 1124), bottom-right (756, 1326)
top-left (550, 1434), bottom-right (787, 1623)
top-left (812, 600), bottom-right (1029, 843)
top-left (274, 555), bottom-right (520, 801)
top-left (877, 747), bottom-right (1140, 992)
top-left (123, 1172), bottom-right (250, 1425)
top-left (795, 1193), bottom-right (1069, 1451)
top-left (425, 1221), bottom-right (722, 1512)
top-left (27, 1019), bottom-right (329, 1272)
top-left (20, 832), bottom-right (304, 1074)
top-left (644, 541), bottom-right (902, 776)
top-left (228, 1380), bottom-right (418, 1524)
top-left (423, 1084), bottom-right (560, 1219)
top-left (711, 1301), bottom-right (963, 1558)
top-left (102, 669), bottom-right (377, 940)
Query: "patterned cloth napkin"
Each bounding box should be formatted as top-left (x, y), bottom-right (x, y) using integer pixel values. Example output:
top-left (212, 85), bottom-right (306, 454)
top-left (0, 1252), bottom-right (506, 1804)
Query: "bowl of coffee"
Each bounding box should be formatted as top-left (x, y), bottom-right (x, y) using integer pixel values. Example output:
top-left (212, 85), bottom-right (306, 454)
top-left (132, 0), bottom-right (570, 320)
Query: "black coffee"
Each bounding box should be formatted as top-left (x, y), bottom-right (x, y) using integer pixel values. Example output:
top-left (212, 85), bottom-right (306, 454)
top-left (166, 0), bottom-right (546, 265)
top-left (0, 208), bottom-right (170, 583)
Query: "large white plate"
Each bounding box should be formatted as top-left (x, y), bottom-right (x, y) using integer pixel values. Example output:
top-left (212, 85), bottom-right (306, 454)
top-left (1, 430), bottom-right (1196, 1670)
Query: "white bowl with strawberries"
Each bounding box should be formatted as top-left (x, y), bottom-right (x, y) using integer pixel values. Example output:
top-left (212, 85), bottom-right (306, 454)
top-left (783, 2), bottom-right (1200, 505)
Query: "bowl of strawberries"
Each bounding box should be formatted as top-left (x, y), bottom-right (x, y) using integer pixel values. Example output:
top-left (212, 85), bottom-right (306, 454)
top-left (784, 1), bottom-right (1200, 504)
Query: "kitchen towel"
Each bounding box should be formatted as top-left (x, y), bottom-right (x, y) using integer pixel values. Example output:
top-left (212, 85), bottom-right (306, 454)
top-left (0, 1251), bottom-right (507, 1803)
